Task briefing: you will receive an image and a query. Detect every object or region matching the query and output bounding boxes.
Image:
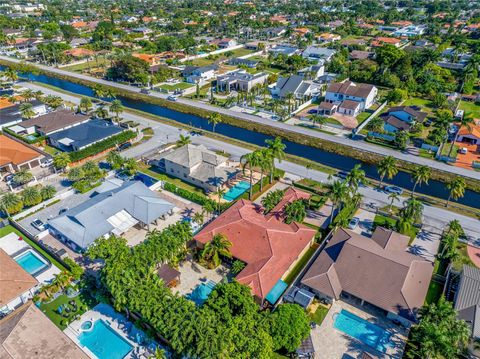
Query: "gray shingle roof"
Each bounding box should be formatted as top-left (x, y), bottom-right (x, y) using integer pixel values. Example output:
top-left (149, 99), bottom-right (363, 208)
top-left (48, 119), bottom-right (123, 149)
top-left (455, 265), bottom-right (480, 337)
top-left (48, 181), bottom-right (174, 249)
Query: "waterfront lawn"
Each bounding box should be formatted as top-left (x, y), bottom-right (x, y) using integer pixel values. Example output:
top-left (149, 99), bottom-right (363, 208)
top-left (284, 245), bottom-right (317, 285)
top-left (159, 82), bottom-right (194, 92)
top-left (459, 100), bottom-right (480, 119)
top-left (40, 289), bottom-right (97, 329)
top-left (63, 58), bottom-right (109, 72)
top-left (0, 225), bottom-right (67, 271)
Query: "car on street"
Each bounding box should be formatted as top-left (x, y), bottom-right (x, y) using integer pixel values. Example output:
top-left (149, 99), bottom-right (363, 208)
top-left (31, 219), bottom-right (46, 231)
top-left (348, 217), bottom-right (360, 230)
top-left (167, 95), bottom-right (178, 101)
top-left (384, 185), bottom-right (403, 195)
top-left (117, 142), bottom-right (132, 151)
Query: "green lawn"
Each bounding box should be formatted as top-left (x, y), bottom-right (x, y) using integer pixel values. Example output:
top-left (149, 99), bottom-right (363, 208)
top-left (440, 143), bottom-right (458, 158)
top-left (452, 242), bottom-right (475, 271)
top-left (356, 111), bottom-right (371, 125)
top-left (159, 82), bottom-right (194, 91)
top-left (419, 148), bottom-right (435, 159)
top-left (0, 225), bottom-right (67, 271)
top-left (373, 214), bottom-right (419, 242)
top-left (459, 100), bottom-right (480, 119)
top-left (425, 280), bottom-right (444, 305)
top-left (39, 289), bottom-right (97, 329)
top-left (403, 97), bottom-right (433, 109)
top-left (138, 163), bottom-right (205, 195)
top-left (229, 48), bottom-right (255, 57)
top-left (325, 118), bottom-right (343, 126)
top-left (63, 57), bottom-right (109, 72)
top-left (42, 144), bottom-right (61, 156)
top-left (284, 245), bottom-right (317, 284)
top-left (189, 57), bottom-right (215, 67)
top-left (309, 305), bottom-right (330, 324)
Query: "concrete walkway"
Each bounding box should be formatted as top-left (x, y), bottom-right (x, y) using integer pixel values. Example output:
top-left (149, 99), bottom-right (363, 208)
top-left (4, 55), bottom-right (479, 181)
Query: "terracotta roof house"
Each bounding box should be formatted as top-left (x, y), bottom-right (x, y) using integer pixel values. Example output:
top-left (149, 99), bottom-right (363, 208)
top-left (0, 135), bottom-right (45, 174)
top-left (10, 109), bottom-right (89, 136)
top-left (457, 119), bottom-right (480, 145)
top-left (63, 48), bottom-right (94, 58)
top-left (325, 80), bottom-right (377, 112)
top-left (0, 303), bottom-right (89, 358)
top-left (0, 249), bottom-right (38, 314)
top-left (371, 37), bottom-right (401, 47)
top-left (194, 187), bottom-right (316, 304)
top-left (380, 106), bottom-right (428, 133)
top-left (132, 53), bottom-right (162, 66)
top-left (301, 227), bottom-right (433, 325)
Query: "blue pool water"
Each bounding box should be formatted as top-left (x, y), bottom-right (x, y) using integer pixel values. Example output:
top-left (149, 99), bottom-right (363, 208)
top-left (265, 280), bottom-right (288, 304)
top-left (15, 251), bottom-right (48, 275)
top-left (223, 181), bottom-right (251, 201)
top-left (188, 281), bottom-right (216, 306)
top-left (333, 310), bottom-right (393, 353)
top-left (78, 320), bottom-right (133, 359)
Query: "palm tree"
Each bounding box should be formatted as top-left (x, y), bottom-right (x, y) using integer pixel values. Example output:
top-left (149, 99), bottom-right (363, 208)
top-left (285, 92), bottom-right (295, 113)
top-left (53, 152), bottom-right (71, 171)
top-left (123, 158), bottom-right (139, 176)
top-left (19, 102), bottom-right (35, 119)
top-left (44, 95), bottom-right (63, 110)
top-left (257, 149), bottom-right (272, 192)
top-left (214, 187), bottom-right (226, 212)
top-left (345, 164), bottom-right (366, 194)
top-left (411, 165), bottom-right (431, 197)
top-left (176, 134), bottom-right (191, 147)
top-left (311, 114), bottom-right (327, 129)
top-left (265, 137), bottom-right (286, 183)
top-left (377, 156), bottom-right (398, 189)
top-left (446, 177), bottom-right (466, 207)
top-left (240, 151), bottom-right (260, 200)
top-left (208, 113), bottom-right (222, 132)
top-left (201, 233), bottom-right (232, 268)
top-left (284, 200), bottom-right (306, 224)
top-left (67, 167), bottom-right (85, 182)
top-left (106, 151), bottom-right (124, 170)
top-left (1, 192), bottom-right (23, 215)
top-left (388, 192), bottom-right (400, 213)
top-left (20, 89), bottom-right (35, 102)
top-left (447, 219), bottom-right (463, 237)
top-left (79, 97), bottom-right (93, 113)
top-left (40, 185), bottom-right (56, 200)
top-left (202, 201), bottom-right (215, 220)
top-left (13, 168), bottom-right (33, 184)
top-left (109, 99), bottom-right (124, 121)
top-left (329, 180), bottom-right (348, 223)
top-left (3, 68), bottom-right (18, 83)
top-left (94, 105), bottom-right (109, 119)
top-left (22, 187), bottom-right (42, 206)
top-left (193, 211), bottom-right (205, 225)
top-left (400, 198), bottom-right (424, 223)
top-left (92, 85), bottom-right (106, 98)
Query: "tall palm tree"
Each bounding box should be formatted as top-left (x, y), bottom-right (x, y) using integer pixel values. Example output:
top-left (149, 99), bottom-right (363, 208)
top-left (411, 165), bottom-right (431, 197)
top-left (214, 187), bottom-right (226, 212)
top-left (258, 149), bottom-right (272, 192)
top-left (94, 105), bottom-right (109, 119)
top-left (40, 185), bottom-right (56, 200)
top-left (53, 152), bottom-right (71, 171)
top-left (109, 99), bottom-right (124, 121)
top-left (13, 168), bottom-right (33, 184)
top-left (19, 103), bottom-right (35, 119)
top-left (176, 134), bottom-right (191, 147)
top-left (193, 211), bottom-right (205, 225)
top-left (201, 233), bottom-right (232, 267)
top-left (388, 192), bottom-right (399, 213)
top-left (20, 89), bottom-right (35, 102)
top-left (44, 95), bottom-right (63, 110)
top-left (265, 137), bottom-right (286, 183)
top-left (329, 180), bottom-right (348, 223)
top-left (446, 177), bottom-right (466, 207)
top-left (285, 92), bottom-right (295, 113)
top-left (1, 192), bottom-right (23, 215)
top-left (123, 158), bottom-right (139, 176)
top-left (22, 187), bottom-right (42, 206)
top-left (311, 114), bottom-right (327, 129)
top-left (208, 113), bottom-right (222, 132)
top-left (346, 164), bottom-right (366, 194)
top-left (240, 151), bottom-right (260, 200)
top-left (377, 156), bottom-right (398, 189)
top-left (79, 97), bottom-right (93, 113)
top-left (400, 198), bottom-right (424, 223)
top-left (3, 68), bottom-right (18, 83)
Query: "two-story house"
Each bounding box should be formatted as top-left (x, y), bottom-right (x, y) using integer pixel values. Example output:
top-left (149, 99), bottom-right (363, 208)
top-left (216, 70), bottom-right (268, 92)
top-left (325, 81), bottom-right (377, 115)
top-left (182, 65), bottom-right (218, 86)
top-left (380, 106), bottom-right (427, 133)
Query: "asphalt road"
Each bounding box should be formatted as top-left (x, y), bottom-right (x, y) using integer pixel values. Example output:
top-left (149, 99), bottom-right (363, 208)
top-left (20, 82), bottom-right (480, 244)
top-left (4, 55), bottom-right (479, 181)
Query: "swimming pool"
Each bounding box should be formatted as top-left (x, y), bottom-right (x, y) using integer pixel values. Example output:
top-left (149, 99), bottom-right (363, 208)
top-left (188, 280), bottom-right (216, 306)
top-left (78, 319), bottom-right (133, 359)
top-left (15, 250), bottom-right (48, 275)
top-left (223, 181), bottom-right (250, 201)
top-left (333, 310), bottom-right (393, 353)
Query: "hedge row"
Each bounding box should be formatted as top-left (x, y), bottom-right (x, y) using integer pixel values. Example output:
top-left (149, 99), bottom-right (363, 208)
top-left (162, 182), bottom-right (230, 212)
top-left (68, 130), bottom-right (136, 162)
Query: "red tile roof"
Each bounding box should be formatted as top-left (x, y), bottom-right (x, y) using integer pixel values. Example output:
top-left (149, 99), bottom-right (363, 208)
top-left (194, 188), bottom-right (316, 300)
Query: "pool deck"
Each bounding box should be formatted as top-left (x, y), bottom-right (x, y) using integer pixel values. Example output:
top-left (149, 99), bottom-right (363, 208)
top-left (65, 303), bottom-right (160, 359)
top-left (310, 300), bottom-right (408, 359)
top-left (0, 232), bottom-right (60, 284)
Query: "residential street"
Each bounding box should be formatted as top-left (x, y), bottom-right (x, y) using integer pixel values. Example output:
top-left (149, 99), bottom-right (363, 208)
top-left (4, 55), bottom-right (480, 181)
top-left (19, 82), bottom-right (480, 247)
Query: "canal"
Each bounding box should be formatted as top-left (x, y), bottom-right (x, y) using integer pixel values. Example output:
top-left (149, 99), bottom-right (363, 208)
top-left (16, 71), bottom-right (480, 208)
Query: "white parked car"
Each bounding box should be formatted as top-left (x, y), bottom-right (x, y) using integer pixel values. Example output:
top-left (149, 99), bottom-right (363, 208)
top-left (31, 219), bottom-right (46, 231)
top-left (41, 158), bottom-right (54, 168)
top-left (459, 147), bottom-right (468, 154)
top-left (384, 186), bottom-right (403, 195)
top-left (167, 95), bottom-right (178, 101)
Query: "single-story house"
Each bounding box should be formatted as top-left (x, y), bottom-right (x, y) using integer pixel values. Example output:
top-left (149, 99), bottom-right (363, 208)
top-left (301, 227), bottom-right (433, 326)
top-left (228, 57), bottom-right (259, 68)
top-left (271, 75), bottom-right (315, 99)
top-left (48, 180), bottom-right (175, 251)
top-left (454, 265), bottom-right (480, 338)
top-left (269, 44), bottom-right (299, 57)
top-left (0, 303), bottom-right (89, 358)
top-left (0, 134), bottom-right (45, 174)
top-left (262, 27), bottom-right (287, 38)
top-left (63, 48), bottom-right (94, 59)
top-left (325, 80), bottom-right (377, 111)
top-left (216, 70), bottom-right (268, 92)
top-left (302, 46), bottom-right (336, 62)
top-left (457, 119), bottom-right (480, 145)
top-left (194, 187), bottom-right (317, 305)
top-left (9, 109), bottom-right (89, 136)
top-left (150, 144), bottom-right (240, 192)
top-left (316, 33), bottom-right (341, 43)
top-left (394, 25), bottom-right (426, 37)
top-left (48, 119), bottom-right (124, 152)
top-left (0, 100), bottom-right (47, 130)
top-left (0, 248), bottom-right (38, 314)
top-left (216, 38), bottom-right (237, 49)
top-left (371, 37), bottom-right (401, 47)
top-left (380, 106), bottom-right (428, 133)
top-left (182, 65), bottom-right (218, 86)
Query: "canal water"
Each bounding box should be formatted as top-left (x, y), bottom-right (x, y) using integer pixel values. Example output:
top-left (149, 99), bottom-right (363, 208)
top-left (16, 71), bottom-right (480, 208)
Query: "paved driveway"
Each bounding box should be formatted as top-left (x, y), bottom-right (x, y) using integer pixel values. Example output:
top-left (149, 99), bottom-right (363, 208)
top-left (408, 225), bottom-right (442, 262)
top-left (350, 208), bottom-right (376, 236)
